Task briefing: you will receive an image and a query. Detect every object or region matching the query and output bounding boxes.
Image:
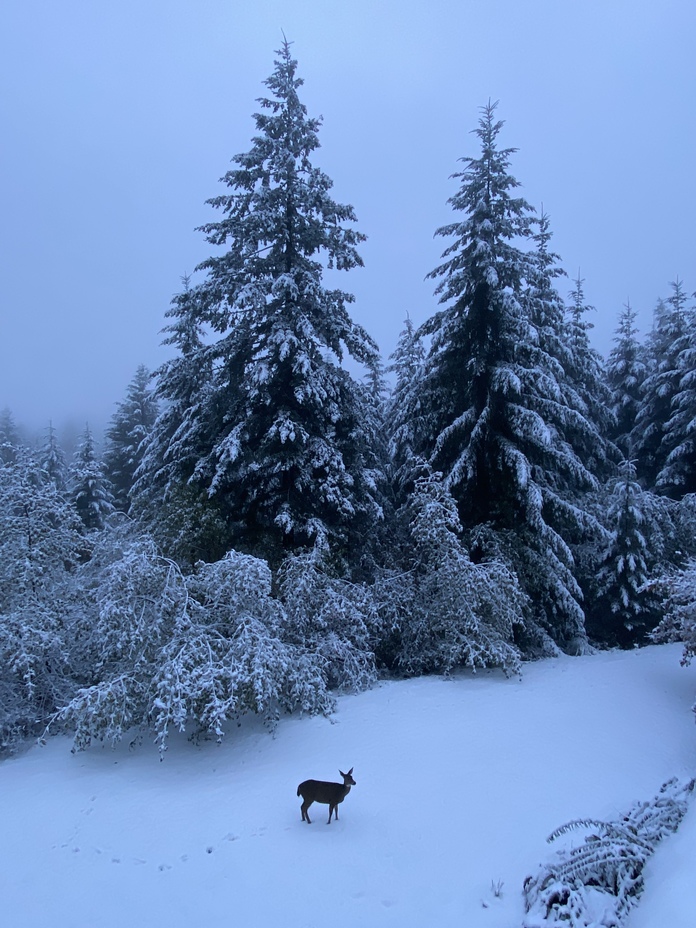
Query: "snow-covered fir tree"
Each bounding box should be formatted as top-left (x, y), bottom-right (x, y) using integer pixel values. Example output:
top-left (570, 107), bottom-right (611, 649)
top-left (132, 278), bottom-right (228, 565)
top-left (104, 365), bottom-right (158, 512)
top-left (385, 314), bottom-right (428, 506)
top-left (0, 407), bottom-right (19, 464)
top-left (417, 103), bottom-right (601, 651)
top-left (606, 300), bottom-right (647, 457)
top-left (633, 281), bottom-right (691, 489)
top-left (591, 460), bottom-right (657, 646)
top-left (656, 280), bottom-right (696, 497)
top-left (137, 42), bottom-right (382, 567)
top-left (565, 274), bottom-right (615, 473)
top-left (38, 421), bottom-right (69, 494)
top-left (70, 425), bottom-right (114, 531)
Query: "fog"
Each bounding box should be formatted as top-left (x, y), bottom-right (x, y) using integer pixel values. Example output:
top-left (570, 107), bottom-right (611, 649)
top-left (1, 0), bottom-right (694, 443)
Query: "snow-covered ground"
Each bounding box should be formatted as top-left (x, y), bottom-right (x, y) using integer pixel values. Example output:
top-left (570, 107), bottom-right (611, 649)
top-left (2, 643), bottom-right (695, 928)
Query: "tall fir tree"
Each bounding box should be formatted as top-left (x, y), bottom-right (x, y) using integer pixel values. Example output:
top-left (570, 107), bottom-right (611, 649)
top-left (656, 280), bottom-right (696, 497)
top-left (104, 365), bottom-right (159, 512)
top-left (565, 274), bottom-right (615, 473)
top-left (0, 407), bottom-right (19, 464)
top-left (633, 281), bottom-right (691, 489)
top-left (137, 42), bottom-right (381, 567)
top-left (70, 425), bottom-right (114, 531)
top-left (385, 314), bottom-right (427, 506)
top-left (132, 277), bottom-right (226, 564)
top-left (417, 103), bottom-right (602, 651)
top-left (38, 421), bottom-right (69, 494)
top-left (606, 300), bottom-right (647, 457)
top-left (590, 460), bottom-right (657, 647)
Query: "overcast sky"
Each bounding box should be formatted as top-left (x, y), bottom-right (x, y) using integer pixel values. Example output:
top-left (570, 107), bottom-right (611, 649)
top-left (1, 0), bottom-right (694, 442)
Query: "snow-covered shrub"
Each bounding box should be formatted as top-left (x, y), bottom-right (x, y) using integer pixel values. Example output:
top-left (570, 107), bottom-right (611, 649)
top-left (151, 551), bottom-right (332, 752)
top-left (53, 535), bottom-right (333, 754)
top-left (0, 451), bottom-right (87, 751)
top-left (651, 558), bottom-right (696, 722)
top-left (522, 777), bottom-right (695, 927)
top-left (388, 472), bottom-right (524, 676)
top-left (652, 559), bottom-right (696, 665)
top-left (278, 546), bottom-right (378, 693)
top-left (53, 530), bottom-right (186, 750)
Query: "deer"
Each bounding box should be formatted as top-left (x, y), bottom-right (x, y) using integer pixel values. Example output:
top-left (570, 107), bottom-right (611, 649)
top-left (297, 768), bottom-right (356, 824)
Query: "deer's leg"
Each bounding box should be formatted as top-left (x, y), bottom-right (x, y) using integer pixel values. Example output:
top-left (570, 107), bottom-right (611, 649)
top-left (301, 800), bottom-right (313, 824)
top-left (327, 804), bottom-right (335, 824)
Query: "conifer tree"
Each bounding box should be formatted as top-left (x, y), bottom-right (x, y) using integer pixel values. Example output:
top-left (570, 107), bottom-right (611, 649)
top-left (104, 365), bottom-right (158, 512)
top-left (418, 104), bottom-right (601, 650)
top-left (656, 281), bottom-right (696, 497)
top-left (385, 315), bottom-right (427, 505)
top-left (0, 407), bottom-right (19, 464)
top-left (70, 425), bottom-right (114, 531)
top-left (38, 421), bottom-right (69, 494)
top-left (591, 461), bottom-right (657, 646)
top-left (606, 300), bottom-right (647, 457)
top-left (138, 42), bottom-right (381, 566)
top-left (565, 274), bottom-right (614, 472)
top-left (132, 278), bottom-right (226, 564)
top-left (633, 281), bottom-right (691, 489)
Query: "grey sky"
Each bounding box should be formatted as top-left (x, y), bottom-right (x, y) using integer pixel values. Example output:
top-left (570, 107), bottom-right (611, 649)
top-left (1, 0), bottom-right (694, 442)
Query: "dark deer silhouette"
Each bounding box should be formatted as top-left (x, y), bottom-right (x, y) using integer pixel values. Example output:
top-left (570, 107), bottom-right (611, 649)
top-left (297, 768), bottom-right (355, 824)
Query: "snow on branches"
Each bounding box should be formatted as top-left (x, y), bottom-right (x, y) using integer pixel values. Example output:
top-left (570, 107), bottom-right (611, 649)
top-left (523, 777), bottom-right (695, 928)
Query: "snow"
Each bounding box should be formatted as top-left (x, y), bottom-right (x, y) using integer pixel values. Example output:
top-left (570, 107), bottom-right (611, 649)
top-left (2, 643), bottom-right (695, 928)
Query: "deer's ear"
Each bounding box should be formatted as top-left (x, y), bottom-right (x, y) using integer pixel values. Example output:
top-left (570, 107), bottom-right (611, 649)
top-left (339, 770), bottom-right (345, 777)
top-left (348, 767), bottom-right (353, 775)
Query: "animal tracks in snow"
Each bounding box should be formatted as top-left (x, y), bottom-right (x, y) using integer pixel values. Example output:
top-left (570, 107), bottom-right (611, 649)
top-left (55, 826), bottom-right (254, 872)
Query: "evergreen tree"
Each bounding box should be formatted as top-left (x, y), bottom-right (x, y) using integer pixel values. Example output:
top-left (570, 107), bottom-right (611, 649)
top-left (38, 421), bottom-right (69, 493)
top-left (132, 278), bottom-right (227, 565)
top-left (418, 103), bottom-right (600, 650)
top-left (656, 281), bottom-right (696, 497)
top-left (104, 365), bottom-right (158, 512)
top-left (137, 42), bottom-right (381, 567)
top-left (565, 274), bottom-right (615, 471)
top-left (385, 314), bottom-right (428, 505)
top-left (606, 300), bottom-right (647, 457)
top-left (633, 281), bottom-right (690, 489)
top-left (70, 425), bottom-right (114, 531)
top-left (0, 407), bottom-right (19, 464)
top-left (591, 461), bottom-right (657, 646)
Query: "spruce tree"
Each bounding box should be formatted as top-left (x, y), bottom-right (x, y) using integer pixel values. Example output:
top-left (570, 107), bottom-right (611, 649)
top-left (591, 461), bottom-right (657, 646)
top-left (565, 274), bottom-right (614, 472)
top-left (138, 42), bottom-right (381, 566)
top-left (132, 277), bottom-right (226, 564)
top-left (38, 421), bottom-right (69, 494)
top-left (418, 103), bottom-right (601, 650)
top-left (104, 365), bottom-right (158, 512)
top-left (385, 315), bottom-right (427, 505)
top-left (70, 425), bottom-right (114, 531)
top-left (0, 407), bottom-right (19, 464)
top-left (656, 280), bottom-right (696, 497)
top-left (633, 281), bottom-right (691, 489)
top-left (606, 300), bottom-right (647, 457)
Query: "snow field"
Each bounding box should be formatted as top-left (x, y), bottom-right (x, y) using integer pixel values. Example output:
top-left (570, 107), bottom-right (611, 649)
top-left (2, 643), bottom-right (695, 928)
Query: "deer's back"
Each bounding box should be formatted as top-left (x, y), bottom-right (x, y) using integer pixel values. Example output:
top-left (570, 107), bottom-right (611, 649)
top-left (297, 778), bottom-right (348, 804)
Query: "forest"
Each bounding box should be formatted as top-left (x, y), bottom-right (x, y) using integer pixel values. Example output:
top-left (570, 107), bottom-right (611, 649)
top-left (1, 41), bottom-right (695, 756)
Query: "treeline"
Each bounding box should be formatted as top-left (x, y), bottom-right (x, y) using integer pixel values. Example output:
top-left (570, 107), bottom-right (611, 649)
top-left (2, 42), bottom-right (695, 753)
